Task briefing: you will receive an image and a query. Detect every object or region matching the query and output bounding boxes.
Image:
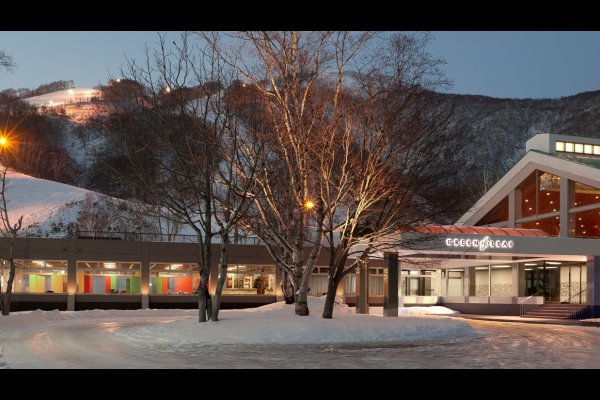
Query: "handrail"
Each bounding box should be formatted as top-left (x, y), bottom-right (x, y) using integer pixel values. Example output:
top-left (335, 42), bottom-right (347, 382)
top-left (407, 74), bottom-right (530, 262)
top-left (519, 290), bottom-right (544, 317)
top-left (519, 294), bottom-right (535, 304)
top-left (518, 289), bottom-right (545, 304)
top-left (561, 288), bottom-right (587, 304)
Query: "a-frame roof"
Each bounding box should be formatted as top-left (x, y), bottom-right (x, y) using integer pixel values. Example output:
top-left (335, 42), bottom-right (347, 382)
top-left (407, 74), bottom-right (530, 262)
top-left (456, 150), bottom-right (600, 226)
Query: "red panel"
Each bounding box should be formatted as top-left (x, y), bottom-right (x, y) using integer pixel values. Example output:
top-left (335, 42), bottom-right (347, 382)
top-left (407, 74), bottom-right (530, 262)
top-left (162, 277), bottom-right (168, 294)
top-left (105, 276), bottom-right (111, 293)
top-left (175, 276), bottom-right (193, 294)
top-left (84, 275), bottom-right (92, 293)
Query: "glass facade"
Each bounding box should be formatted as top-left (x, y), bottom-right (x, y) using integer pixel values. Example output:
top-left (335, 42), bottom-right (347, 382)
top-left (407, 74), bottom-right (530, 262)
top-left (0, 260), bottom-right (67, 293)
top-left (225, 264), bottom-right (275, 295)
top-left (469, 264), bottom-right (512, 296)
top-left (520, 215), bottom-right (561, 236)
top-left (518, 171), bottom-right (537, 218)
top-left (537, 172), bottom-right (560, 215)
top-left (446, 269), bottom-right (464, 296)
top-left (150, 263), bottom-right (200, 294)
top-left (343, 268), bottom-right (385, 296)
top-left (76, 262), bottom-right (141, 294)
top-left (518, 261), bottom-right (586, 304)
top-left (477, 196), bottom-right (508, 225)
top-left (571, 181), bottom-right (600, 208)
top-left (570, 208), bottom-right (600, 238)
top-left (515, 170), bottom-right (560, 222)
top-left (401, 270), bottom-right (436, 296)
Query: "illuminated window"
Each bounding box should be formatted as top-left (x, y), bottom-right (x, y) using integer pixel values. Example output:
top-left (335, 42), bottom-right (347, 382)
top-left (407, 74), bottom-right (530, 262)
top-left (584, 144), bottom-right (593, 154)
top-left (0, 260), bottom-right (67, 293)
top-left (575, 143), bottom-right (584, 153)
top-left (150, 263), bottom-right (200, 295)
top-left (519, 216), bottom-right (560, 237)
top-left (595, 146), bottom-right (600, 155)
top-left (225, 265), bottom-right (275, 295)
top-left (570, 180), bottom-right (600, 208)
top-left (565, 142), bottom-right (574, 152)
top-left (476, 196), bottom-right (508, 225)
top-left (447, 269), bottom-right (464, 296)
top-left (570, 209), bottom-right (600, 238)
top-left (555, 141), bottom-right (565, 152)
top-left (76, 261), bottom-right (141, 294)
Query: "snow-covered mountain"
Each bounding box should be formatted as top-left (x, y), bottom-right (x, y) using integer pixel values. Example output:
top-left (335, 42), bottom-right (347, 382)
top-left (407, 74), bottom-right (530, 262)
top-left (10, 87), bottom-right (600, 231)
top-left (24, 88), bottom-right (100, 108)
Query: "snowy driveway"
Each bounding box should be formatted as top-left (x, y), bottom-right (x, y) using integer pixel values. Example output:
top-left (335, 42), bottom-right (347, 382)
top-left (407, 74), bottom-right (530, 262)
top-left (2, 316), bottom-right (600, 368)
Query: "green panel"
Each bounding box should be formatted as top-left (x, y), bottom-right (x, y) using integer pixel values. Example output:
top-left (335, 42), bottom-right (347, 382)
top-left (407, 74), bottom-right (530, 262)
top-left (111, 275), bottom-right (117, 289)
top-left (130, 276), bottom-right (141, 294)
top-left (29, 275), bottom-right (36, 292)
top-left (29, 275), bottom-right (44, 293)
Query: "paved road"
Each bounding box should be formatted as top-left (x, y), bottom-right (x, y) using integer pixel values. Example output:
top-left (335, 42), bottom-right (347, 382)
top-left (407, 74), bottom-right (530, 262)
top-left (1, 317), bottom-right (599, 368)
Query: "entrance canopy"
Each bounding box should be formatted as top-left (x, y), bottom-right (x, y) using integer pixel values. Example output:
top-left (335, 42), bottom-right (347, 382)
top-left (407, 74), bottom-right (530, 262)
top-left (416, 225), bottom-right (550, 237)
top-left (350, 224), bottom-right (600, 269)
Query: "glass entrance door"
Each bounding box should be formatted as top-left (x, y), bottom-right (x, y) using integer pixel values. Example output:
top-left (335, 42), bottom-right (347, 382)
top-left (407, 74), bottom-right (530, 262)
top-left (524, 264), bottom-right (560, 302)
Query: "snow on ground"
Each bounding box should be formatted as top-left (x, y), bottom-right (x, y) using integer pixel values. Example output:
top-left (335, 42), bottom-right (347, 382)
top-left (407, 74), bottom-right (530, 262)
top-left (368, 305), bottom-right (460, 316)
top-left (4, 169), bottom-right (91, 231)
top-left (117, 297), bottom-right (471, 345)
top-left (24, 88), bottom-right (100, 108)
top-left (0, 298), bottom-right (471, 348)
top-left (4, 306), bottom-right (600, 368)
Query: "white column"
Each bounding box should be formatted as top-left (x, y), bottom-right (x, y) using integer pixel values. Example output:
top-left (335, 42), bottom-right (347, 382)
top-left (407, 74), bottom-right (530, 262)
top-left (512, 262), bottom-right (519, 303)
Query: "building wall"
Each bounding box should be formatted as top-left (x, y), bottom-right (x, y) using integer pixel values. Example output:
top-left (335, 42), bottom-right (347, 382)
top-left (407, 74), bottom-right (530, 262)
top-left (0, 236), bottom-right (384, 311)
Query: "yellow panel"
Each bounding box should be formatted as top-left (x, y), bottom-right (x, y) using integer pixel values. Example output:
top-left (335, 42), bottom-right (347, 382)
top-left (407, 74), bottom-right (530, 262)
top-left (51, 275), bottom-right (63, 293)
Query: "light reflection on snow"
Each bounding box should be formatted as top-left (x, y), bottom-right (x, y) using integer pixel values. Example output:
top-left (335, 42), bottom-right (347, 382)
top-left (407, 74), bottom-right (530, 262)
top-left (2, 317), bottom-right (600, 368)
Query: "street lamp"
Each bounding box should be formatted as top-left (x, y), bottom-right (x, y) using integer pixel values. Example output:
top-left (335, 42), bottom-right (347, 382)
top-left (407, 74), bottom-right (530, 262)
top-left (304, 200), bottom-right (315, 210)
top-left (0, 137), bottom-right (7, 147)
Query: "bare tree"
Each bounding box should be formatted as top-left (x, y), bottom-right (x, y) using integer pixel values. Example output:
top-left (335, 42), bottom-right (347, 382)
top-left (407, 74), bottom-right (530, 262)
top-left (0, 50), bottom-right (15, 74)
top-left (98, 32), bottom-right (258, 322)
top-left (0, 164), bottom-right (23, 315)
top-left (221, 31), bottom-right (374, 316)
top-left (213, 32), bottom-right (468, 319)
top-left (317, 33), bottom-right (469, 318)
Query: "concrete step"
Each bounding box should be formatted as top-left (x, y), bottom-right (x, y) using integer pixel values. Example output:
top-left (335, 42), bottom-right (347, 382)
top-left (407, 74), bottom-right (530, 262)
top-left (524, 313), bottom-right (570, 319)
top-left (523, 304), bottom-right (589, 319)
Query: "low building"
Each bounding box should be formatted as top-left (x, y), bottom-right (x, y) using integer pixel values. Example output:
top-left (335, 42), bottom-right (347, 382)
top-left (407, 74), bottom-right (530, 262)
top-left (2, 133), bottom-right (600, 317)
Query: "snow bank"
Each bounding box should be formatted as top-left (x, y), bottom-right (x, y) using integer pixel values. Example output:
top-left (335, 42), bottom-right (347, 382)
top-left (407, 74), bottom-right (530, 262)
top-left (115, 297), bottom-right (471, 345)
top-left (0, 298), bottom-right (471, 345)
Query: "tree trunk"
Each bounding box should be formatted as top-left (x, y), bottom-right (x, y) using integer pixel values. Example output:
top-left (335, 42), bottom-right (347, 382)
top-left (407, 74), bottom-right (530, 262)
top-left (281, 268), bottom-right (294, 304)
top-left (198, 264), bottom-right (211, 322)
top-left (295, 272), bottom-right (310, 316)
top-left (211, 235), bottom-right (229, 321)
top-left (1, 259), bottom-right (16, 316)
top-left (321, 276), bottom-right (340, 319)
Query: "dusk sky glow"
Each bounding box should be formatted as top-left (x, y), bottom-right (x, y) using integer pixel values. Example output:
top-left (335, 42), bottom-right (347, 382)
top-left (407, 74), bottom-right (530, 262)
top-left (2, 31), bottom-right (600, 99)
